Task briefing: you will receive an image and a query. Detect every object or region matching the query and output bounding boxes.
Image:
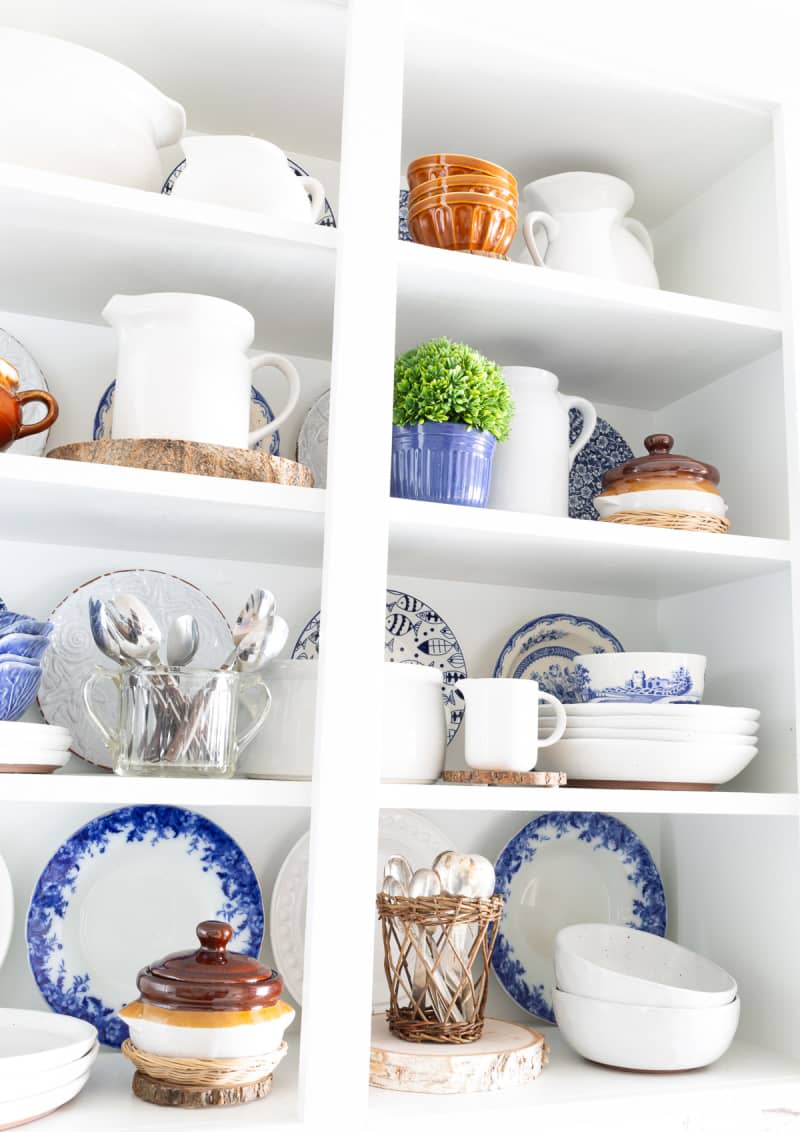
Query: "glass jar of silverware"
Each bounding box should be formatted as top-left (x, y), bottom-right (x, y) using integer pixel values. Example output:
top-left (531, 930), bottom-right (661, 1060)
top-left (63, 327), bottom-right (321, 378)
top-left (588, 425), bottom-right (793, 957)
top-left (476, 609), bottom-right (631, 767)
top-left (83, 588), bottom-right (285, 777)
top-left (377, 851), bottom-right (503, 1044)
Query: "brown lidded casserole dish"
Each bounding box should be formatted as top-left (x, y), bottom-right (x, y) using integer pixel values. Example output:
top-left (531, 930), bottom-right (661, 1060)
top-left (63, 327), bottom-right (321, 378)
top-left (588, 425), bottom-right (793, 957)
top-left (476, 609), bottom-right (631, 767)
top-left (594, 434), bottom-right (727, 519)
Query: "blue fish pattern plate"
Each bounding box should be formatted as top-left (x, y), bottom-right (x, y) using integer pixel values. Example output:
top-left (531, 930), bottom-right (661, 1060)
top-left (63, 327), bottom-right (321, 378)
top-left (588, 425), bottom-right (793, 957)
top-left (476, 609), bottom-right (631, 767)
top-left (291, 588), bottom-right (467, 742)
top-left (92, 380), bottom-right (280, 457)
top-left (569, 410), bottom-right (634, 521)
top-left (493, 612), bottom-right (623, 703)
top-left (26, 805), bottom-right (264, 1047)
top-left (492, 812), bottom-right (666, 1023)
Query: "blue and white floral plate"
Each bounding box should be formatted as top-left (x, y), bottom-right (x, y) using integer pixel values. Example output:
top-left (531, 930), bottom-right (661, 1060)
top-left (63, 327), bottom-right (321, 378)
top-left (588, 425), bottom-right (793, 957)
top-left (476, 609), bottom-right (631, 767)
top-left (492, 812), bottom-right (666, 1023)
top-left (493, 612), bottom-right (623, 703)
top-left (569, 410), bottom-right (634, 521)
top-left (92, 380), bottom-right (280, 456)
top-left (26, 805), bottom-right (264, 1047)
top-left (292, 588), bottom-right (467, 742)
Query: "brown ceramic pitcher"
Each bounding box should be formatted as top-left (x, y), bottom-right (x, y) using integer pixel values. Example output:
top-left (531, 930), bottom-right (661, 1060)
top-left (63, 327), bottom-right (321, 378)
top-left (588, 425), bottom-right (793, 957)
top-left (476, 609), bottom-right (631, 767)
top-left (0, 358), bottom-right (58, 450)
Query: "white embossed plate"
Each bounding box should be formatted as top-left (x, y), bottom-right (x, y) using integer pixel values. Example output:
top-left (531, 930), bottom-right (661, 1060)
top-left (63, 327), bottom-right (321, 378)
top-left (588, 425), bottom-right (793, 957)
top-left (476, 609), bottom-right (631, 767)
top-left (296, 389), bottom-right (329, 488)
top-left (270, 810), bottom-right (449, 1008)
top-left (38, 570), bottom-right (231, 769)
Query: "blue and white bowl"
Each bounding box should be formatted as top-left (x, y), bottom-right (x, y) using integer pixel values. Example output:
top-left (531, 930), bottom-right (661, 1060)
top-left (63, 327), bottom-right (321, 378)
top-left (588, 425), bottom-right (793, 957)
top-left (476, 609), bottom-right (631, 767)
top-left (0, 633), bottom-right (52, 661)
top-left (0, 658), bottom-right (43, 721)
top-left (574, 651), bottom-right (706, 705)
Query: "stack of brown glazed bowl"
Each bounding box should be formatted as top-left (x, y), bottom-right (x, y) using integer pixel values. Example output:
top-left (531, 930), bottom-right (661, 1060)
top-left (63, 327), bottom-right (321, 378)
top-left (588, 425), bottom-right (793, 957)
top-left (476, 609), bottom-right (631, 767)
top-left (407, 154), bottom-right (518, 257)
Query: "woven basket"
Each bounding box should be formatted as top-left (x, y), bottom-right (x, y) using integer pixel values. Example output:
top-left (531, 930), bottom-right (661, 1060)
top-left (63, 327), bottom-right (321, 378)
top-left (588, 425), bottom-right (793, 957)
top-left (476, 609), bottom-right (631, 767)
top-left (121, 1039), bottom-right (287, 1088)
top-left (376, 892), bottom-right (503, 1044)
top-left (600, 509), bottom-right (730, 534)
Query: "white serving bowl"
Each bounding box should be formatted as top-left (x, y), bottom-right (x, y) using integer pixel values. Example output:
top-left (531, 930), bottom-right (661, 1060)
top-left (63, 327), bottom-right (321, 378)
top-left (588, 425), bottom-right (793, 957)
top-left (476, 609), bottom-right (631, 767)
top-left (575, 652), bottom-right (706, 704)
top-left (2, 1042), bottom-right (98, 1103)
top-left (538, 739), bottom-right (756, 786)
top-left (0, 27), bottom-right (185, 190)
top-left (0, 1069), bottom-right (92, 1127)
top-left (553, 988), bottom-right (740, 1071)
top-left (241, 661), bottom-right (446, 783)
top-left (123, 1004), bottom-right (295, 1060)
top-left (555, 924), bottom-right (737, 1008)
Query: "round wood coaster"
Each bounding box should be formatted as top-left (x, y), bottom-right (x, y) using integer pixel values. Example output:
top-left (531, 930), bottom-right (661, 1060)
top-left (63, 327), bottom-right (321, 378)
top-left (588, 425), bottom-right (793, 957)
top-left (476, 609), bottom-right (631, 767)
top-left (48, 439), bottom-right (314, 487)
top-left (369, 1015), bottom-right (547, 1094)
top-left (443, 769), bottom-right (566, 787)
top-left (571, 779), bottom-right (715, 791)
top-left (132, 1069), bottom-right (273, 1108)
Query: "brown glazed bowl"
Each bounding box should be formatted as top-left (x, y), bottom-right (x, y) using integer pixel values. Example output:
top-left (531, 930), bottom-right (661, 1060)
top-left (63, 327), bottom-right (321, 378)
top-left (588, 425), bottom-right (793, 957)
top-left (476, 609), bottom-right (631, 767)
top-left (409, 175), bottom-right (519, 209)
top-left (408, 193), bottom-right (518, 256)
top-left (408, 153), bottom-right (517, 192)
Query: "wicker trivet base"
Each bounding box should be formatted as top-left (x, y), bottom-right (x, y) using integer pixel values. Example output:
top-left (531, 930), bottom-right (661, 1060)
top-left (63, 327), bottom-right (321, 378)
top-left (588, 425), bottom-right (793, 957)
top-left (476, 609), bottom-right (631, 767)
top-left (443, 769), bottom-right (566, 787)
top-left (132, 1069), bottom-right (273, 1108)
top-left (600, 509), bottom-right (729, 533)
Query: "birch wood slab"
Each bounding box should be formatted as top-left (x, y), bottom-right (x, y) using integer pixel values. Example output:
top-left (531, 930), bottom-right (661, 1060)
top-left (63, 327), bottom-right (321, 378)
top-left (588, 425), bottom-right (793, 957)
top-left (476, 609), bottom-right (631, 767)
top-left (48, 439), bottom-right (314, 487)
top-left (369, 1015), bottom-right (547, 1094)
top-left (443, 769), bottom-right (566, 787)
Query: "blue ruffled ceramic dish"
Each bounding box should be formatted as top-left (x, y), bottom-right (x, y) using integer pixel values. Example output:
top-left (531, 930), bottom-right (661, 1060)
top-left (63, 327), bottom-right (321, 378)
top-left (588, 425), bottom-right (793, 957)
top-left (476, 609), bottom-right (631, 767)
top-left (0, 600), bottom-right (52, 720)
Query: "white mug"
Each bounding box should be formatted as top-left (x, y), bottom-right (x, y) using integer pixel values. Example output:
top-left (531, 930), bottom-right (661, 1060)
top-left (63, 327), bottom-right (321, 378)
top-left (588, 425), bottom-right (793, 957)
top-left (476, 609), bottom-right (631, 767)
top-left (168, 136), bottom-right (325, 223)
top-left (458, 678), bottom-right (567, 773)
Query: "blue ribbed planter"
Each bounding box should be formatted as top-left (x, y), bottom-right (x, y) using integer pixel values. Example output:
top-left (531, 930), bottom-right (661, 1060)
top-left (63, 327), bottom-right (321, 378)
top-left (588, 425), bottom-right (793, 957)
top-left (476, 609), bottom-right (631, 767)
top-left (391, 423), bottom-right (497, 507)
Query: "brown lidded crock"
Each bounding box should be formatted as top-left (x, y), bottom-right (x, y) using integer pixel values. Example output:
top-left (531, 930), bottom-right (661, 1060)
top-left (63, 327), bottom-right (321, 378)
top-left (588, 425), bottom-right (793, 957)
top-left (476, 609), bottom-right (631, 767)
top-left (599, 434), bottom-right (721, 497)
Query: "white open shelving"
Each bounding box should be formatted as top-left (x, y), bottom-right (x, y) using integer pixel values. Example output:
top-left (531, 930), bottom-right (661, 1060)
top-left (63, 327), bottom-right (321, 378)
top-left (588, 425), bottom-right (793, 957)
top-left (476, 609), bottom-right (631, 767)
top-left (0, 1), bottom-right (799, 1130)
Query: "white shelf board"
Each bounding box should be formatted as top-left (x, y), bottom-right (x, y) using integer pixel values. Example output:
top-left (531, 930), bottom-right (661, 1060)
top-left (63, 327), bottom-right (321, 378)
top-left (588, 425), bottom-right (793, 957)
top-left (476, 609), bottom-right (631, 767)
top-left (0, 163), bottom-right (336, 358)
top-left (395, 242), bottom-right (782, 410)
top-left (370, 1030), bottom-right (800, 1130)
top-left (387, 497), bottom-right (790, 598)
top-left (42, 1044), bottom-right (299, 1132)
top-left (0, 772), bottom-right (312, 808)
top-left (0, 454), bottom-right (325, 565)
top-left (380, 783), bottom-right (800, 817)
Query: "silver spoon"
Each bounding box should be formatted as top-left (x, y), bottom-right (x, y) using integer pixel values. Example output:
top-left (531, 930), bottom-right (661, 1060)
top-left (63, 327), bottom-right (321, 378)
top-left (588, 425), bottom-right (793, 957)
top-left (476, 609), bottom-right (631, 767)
top-left (167, 615), bottom-right (199, 668)
top-left (407, 868), bottom-right (453, 1019)
top-left (219, 590), bottom-right (277, 670)
top-left (433, 852), bottom-right (495, 1020)
top-left (105, 594), bottom-right (163, 667)
top-left (384, 855), bottom-right (413, 891)
top-left (88, 598), bottom-right (124, 665)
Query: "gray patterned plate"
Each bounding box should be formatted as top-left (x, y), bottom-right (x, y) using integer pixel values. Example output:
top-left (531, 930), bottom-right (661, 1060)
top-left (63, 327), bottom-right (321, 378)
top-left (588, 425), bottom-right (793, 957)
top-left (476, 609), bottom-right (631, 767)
top-left (292, 588), bottom-right (467, 742)
top-left (0, 329), bottom-right (53, 457)
top-left (38, 570), bottom-right (231, 770)
top-left (296, 390), bottom-right (329, 488)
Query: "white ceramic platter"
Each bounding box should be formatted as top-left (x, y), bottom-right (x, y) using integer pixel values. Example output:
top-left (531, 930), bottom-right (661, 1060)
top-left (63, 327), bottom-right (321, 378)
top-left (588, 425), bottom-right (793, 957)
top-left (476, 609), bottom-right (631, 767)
top-left (38, 569), bottom-right (231, 769)
top-left (539, 712), bottom-right (759, 736)
top-left (0, 750), bottom-right (69, 774)
top-left (0, 855), bottom-right (12, 971)
top-left (492, 813), bottom-right (665, 1023)
top-left (0, 1043), bottom-right (98, 1102)
top-left (0, 1011), bottom-right (97, 1076)
top-left (270, 809), bottom-right (450, 1008)
top-left (296, 389), bottom-right (329, 487)
top-left (541, 727), bottom-right (757, 744)
top-left (0, 722), bottom-right (70, 749)
top-left (493, 613), bottom-right (623, 702)
top-left (26, 805), bottom-right (264, 1047)
top-left (540, 702), bottom-right (760, 721)
top-left (0, 330), bottom-right (53, 458)
top-left (0, 1069), bottom-right (91, 1129)
top-left (538, 740), bottom-right (757, 785)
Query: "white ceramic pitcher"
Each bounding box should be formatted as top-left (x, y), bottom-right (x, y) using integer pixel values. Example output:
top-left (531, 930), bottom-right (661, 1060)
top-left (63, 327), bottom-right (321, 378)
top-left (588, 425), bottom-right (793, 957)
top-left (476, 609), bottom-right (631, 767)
top-left (520, 172), bottom-right (659, 289)
top-left (103, 293), bottom-right (301, 449)
top-left (459, 678), bottom-right (567, 773)
top-left (489, 367), bottom-right (597, 516)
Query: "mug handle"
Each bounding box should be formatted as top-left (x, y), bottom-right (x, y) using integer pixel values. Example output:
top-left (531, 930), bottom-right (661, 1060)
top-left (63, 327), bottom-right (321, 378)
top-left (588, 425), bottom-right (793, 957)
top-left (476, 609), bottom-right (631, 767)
top-left (522, 210), bottom-right (559, 267)
top-left (247, 354), bottom-right (301, 447)
top-left (623, 217), bottom-right (655, 261)
top-left (562, 396), bottom-right (598, 468)
top-left (300, 176), bottom-right (325, 223)
top-left (537, 691), bottom-right (567, 748)
top-left (16, 390), bottom-right (59, 439)
top-left (237, 677), bottom-right (272, 752)
top-left (82, 668), bottom-right (120, 753)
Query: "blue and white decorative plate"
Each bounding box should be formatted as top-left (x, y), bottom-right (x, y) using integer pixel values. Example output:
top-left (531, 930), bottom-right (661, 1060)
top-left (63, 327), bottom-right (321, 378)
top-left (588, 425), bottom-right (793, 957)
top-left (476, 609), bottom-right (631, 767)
top-left (398, 189), bottom-right (412, 241)
top-left (92, 380), bottom-right (280, 456)
top-left (27, 805), bottom-right (264, 1047)
top-left (492, 812), bottom-right (666, 1023)
top-left (493, 612), bottom-right (623, 703)
top-left (291, 588), bottom-right (467, 742)
top-left (569, 410), bottom-right (634, 521)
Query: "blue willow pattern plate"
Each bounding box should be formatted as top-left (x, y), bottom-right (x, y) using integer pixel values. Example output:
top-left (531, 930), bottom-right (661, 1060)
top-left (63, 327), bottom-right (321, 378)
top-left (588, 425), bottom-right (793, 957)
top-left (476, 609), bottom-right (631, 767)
top-left (26, 805), bottom-right (264, 1047)
top-left (92, 380), bottom-right (280, 456)
top-left (492, 812), bottom-right (666, 1023)
top-left (569, 410), bottom-right (634, 521)
top-left (291, 588), bottom-right (467, 743)
top-left (493, 612), bottom-right (623, 703)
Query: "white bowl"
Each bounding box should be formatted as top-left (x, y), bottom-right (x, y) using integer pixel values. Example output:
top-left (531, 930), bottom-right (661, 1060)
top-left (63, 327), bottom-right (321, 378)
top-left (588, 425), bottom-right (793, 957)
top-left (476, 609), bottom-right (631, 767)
top-left (2, 1042), bottom-right (98, 1103)
top-left (538, 739), bottom-right (756, 786)
top-left (0, 1069), bottom-right (92, 1127)
top-left (124, 1004), bottom-right (295, 1060)
top-left (575, 652), bottom-right (706, 704)
top-left (595, 489), bottom-right (727, 518)
top-left (553, 988), bottom-right (740, 1070)
top-left (555, 924), bottom-right (737, 1008)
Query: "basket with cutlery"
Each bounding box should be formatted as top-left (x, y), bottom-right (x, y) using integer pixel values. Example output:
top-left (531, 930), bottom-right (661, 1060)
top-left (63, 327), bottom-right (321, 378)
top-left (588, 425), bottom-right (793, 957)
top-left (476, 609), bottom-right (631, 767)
top-left (377, 851), bottom-right (503, 1044)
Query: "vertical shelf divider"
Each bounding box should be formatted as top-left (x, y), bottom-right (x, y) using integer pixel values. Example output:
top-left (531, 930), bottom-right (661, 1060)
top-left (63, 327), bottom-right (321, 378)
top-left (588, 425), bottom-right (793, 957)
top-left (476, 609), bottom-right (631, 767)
top-left (297, 0), bottom-right (406, 1122)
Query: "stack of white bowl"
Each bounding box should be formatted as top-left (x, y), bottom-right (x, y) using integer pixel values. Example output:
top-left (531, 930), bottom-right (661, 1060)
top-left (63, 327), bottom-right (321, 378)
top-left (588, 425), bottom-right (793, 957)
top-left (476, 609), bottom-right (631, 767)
top-left (0, 722), bottom-right (72, 775)
top-left (553, 924), bottom-right (740, 1071)
top-left (0, 1010), bottom-right (97, 1128)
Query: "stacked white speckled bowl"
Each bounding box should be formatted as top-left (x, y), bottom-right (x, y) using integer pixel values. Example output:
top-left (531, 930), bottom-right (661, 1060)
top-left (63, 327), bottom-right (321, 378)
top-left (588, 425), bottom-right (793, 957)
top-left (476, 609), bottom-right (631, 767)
top-left (0, 1011), bottom-right (98, 1128)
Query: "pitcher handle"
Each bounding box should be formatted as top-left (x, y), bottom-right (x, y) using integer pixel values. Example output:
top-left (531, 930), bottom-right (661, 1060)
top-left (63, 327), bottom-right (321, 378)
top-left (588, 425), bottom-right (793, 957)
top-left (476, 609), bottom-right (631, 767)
top-left (562, 396), bottom-right (598, 468)
top-left (522, 210), bottom-right (559, 267)
top-left (299, 176), bottom-right (325, 223)
top-left (537, 691), bottom-right (567, 748)
top-left (247, 354), bottom-right (301, 447)
top-left (16, 390), bottom-right (59, 439)
top-left (237, 677), bottom-right (272, 753)
top-left (82, 668), bottom-right (120, 753)
top-left (623, 217), bottom-right (655, 262)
